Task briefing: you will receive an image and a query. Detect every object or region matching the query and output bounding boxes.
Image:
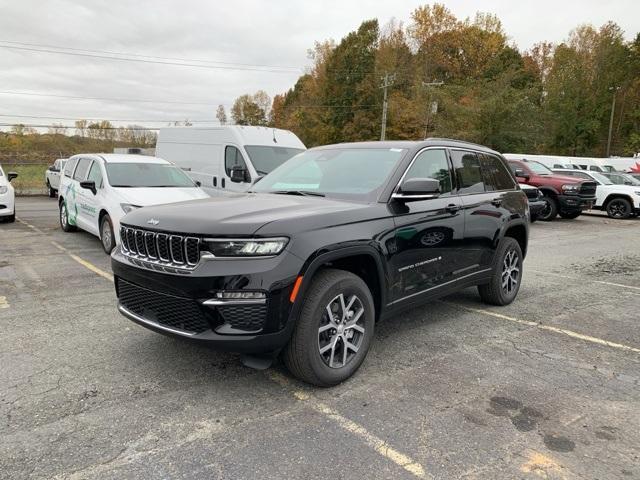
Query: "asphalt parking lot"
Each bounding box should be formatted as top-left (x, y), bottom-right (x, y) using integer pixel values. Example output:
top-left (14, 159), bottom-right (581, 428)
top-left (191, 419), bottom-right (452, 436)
top-left (1, 197), bottom-right (639, 480)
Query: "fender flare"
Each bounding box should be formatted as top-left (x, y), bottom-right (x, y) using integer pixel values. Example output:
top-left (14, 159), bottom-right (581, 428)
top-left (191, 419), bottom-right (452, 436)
top-left (291, 244), bottom-right (388, 321)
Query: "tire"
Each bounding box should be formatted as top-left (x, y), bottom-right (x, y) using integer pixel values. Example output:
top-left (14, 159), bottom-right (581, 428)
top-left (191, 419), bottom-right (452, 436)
top-left (605, 198), bottom-right (632, 219)
top-left (59, 201), bottom-right (76, 232)
top-left (529, 212), bottom-right (538, 223)
top-left (5, 212), bottom-right (15, 223)
top-left (100, 214), bottom-right (115, 254)
top-left (478, 237), bottom-right (523, 306)
top-left (47, 181), bottom-right (56, 198)
top-left (283, 269), bottom-right (375, 387)
top-left (539, 195), bottom-right (558, 221)
top-left (559, 211), bottom-right (581, 219)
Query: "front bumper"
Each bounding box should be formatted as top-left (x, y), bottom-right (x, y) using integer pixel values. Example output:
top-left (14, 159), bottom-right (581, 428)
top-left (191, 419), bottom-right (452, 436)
top-left (0, 192), bottom-right (15, 216)
top-left (528, 199), bottom-right (546, 216)
top-left (557, 194), bottom-right (595, 212)
top-left (111, 247), bottom-right (302, 354)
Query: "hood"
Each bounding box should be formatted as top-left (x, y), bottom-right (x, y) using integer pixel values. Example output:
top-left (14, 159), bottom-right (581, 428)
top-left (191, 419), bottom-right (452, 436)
top-left (598, 184), bottom-right (640, 194)
top-left (121, 193), bottom-right (374, 236)
top-left (116, 187), bottom-right (208, 207)
top-left (544, 174), bottom-right (590, 183)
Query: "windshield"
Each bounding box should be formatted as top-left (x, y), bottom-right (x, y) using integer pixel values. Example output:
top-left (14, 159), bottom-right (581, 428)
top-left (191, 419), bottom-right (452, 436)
top-left (590, 172), bottom-right (613, 185)
top-left (244, 146), bottom-right (305, 175)
top-left (105, 163), bottom-right (196, 188)
top-left (253, 147), bottom-right (406, 201)
top-left (526, 161), bottom-right (552, 175)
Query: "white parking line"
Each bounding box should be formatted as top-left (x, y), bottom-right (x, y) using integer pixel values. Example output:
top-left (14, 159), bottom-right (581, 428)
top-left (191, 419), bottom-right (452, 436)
top-left (268, 371), bottom-right (428, 479)
top-left (448, 303), bottom-right (640, 355)
top-left (0, 296), bottom-right (9, 309)
top-left (529, 269), bottom-right (640, 292)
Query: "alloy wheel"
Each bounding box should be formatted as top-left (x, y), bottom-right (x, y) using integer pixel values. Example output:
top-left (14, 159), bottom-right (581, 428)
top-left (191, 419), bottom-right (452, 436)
top-left (501, 249), bottom-right (520, 295)
top-left (102, 220), bottom-right (112, 250)
top-left (608, 200), bottom-right (628, 218)
top-left (60, 204), bottom-right (67, 227)
top-left (317, 293), bottom-right (366, 369)
top-left (421, 231), bottom-right (446, 246)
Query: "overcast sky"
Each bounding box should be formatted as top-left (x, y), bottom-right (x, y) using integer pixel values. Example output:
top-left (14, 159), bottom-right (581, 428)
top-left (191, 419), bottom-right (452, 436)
top-left (1, 0), bottom-right (638, 132)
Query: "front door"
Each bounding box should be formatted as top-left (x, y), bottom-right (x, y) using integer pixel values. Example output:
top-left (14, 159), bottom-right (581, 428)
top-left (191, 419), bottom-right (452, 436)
top-left (221, 145), bottom-right (252, 195)
top-left (388, 148), bottom-right (464, 304)
top-left (70, 158), bottom-right (93, 230)
top-left (80, 160), bottom-right (105, 236)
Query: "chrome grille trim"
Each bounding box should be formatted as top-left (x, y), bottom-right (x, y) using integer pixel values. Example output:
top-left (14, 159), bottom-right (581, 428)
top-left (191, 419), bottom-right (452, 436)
top-left (120, 226), bottom-right (200, 270)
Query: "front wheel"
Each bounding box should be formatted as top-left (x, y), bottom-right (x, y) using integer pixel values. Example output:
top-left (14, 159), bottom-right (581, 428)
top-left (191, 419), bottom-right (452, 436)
top-left (283, 269), bottom-right (375, 387)
top-left (478, 237), bottom-right (523, 306)
top-left (539, 195), bottom-right (558, 221)
top-left (100, 215), bottom-right (115, 254)
top-left (559, 211), bottom-right (581, 219)
top-left (59, 201), bottom-right (76, 232)
top-left (606, 198), bottom-right (632, 219)
top-left (47, 182), bottom-right (56, 198)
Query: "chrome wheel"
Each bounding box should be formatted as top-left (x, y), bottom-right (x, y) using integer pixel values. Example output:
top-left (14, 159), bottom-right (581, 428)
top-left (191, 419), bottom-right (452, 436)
top-left (101, 219), bottom-right (113, 250)
top-left (318, 293), bottom-right (365, 369)
top-left (60, 204), bottom-right (68, 227)
top-left (501, 250), bottom-right (520, 295)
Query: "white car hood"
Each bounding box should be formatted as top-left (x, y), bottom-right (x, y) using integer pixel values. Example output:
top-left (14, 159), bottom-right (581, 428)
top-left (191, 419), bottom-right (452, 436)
top-left (598, 184), bottom-right (640, 195)
top-left (116, 187), bottom-right (208, 207)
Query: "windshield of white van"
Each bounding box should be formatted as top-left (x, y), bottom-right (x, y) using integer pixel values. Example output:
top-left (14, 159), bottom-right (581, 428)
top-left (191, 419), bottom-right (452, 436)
top-left (253, 147), bottom-right (406, 201)
top-left (106, 163), bottom-right (196, 188)
top-left (244, 146), bottom-right (305, 175)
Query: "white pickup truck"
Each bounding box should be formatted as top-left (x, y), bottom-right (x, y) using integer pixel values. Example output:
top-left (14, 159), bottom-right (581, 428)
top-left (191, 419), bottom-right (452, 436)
top-left (45, 158), bottom-right (67, 197)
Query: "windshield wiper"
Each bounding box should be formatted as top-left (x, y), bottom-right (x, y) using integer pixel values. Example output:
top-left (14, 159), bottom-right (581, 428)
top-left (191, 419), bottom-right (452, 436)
top-left (271, 190), bottom-right (325, 197)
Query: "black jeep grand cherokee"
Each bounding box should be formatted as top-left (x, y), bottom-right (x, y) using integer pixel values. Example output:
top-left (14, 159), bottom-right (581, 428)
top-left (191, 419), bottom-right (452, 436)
top-left (112, 139), bottom-right (528, 386)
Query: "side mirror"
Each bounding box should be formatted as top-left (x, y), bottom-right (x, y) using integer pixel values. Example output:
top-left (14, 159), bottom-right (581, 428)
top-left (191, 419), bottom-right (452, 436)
top-left (514, 169), bottom-right (529, 180)
top-left (80, 180), bottom-right (96, 195)
top-left (7, 172), bottom-right (18, 182)
top-left (195, 180), bottom-right (202, 187)
top-left (48, 165), bottom-right (55, 172)
top-left (230, 166), bottom-right (248, 183)
top-left (392, 177), bottom-right (440, 201)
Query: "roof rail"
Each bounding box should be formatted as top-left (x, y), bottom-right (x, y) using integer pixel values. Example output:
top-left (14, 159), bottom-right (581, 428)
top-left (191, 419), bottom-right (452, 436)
top-left (425, 137), bottom-right (491, 149)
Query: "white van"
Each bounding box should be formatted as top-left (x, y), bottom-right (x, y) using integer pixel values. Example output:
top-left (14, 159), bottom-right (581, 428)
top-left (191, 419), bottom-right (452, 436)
top-left (504, 153), bottom-right (617, 172)
top-left (58, 154), bottom-right (208, 253)
top-left (155, 126), bottom-right (306, 195)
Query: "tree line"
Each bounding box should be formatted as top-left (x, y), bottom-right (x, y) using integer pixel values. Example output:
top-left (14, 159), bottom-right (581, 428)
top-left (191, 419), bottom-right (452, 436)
top-left (230, 3), bottom-right (640, 157)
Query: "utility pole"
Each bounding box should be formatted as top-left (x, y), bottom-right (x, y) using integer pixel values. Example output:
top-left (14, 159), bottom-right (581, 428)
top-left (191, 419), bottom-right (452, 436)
top-left (606, 86), bottom-right (620, 158)
top-left (422, 81), bottom-right (444, 138)
top-left (380, 73), bottom-right (395, 141)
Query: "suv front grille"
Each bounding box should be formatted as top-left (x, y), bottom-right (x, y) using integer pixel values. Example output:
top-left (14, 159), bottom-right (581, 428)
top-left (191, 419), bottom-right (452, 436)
top-left (117, 278), bottom-right (211, 334)
top-left (120, 226), bottom-right (200, 269)
top-left (579, 182), bottom-right (597, 196)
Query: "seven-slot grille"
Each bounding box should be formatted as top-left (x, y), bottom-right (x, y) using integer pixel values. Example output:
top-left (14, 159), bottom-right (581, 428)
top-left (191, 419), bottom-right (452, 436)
top-left (120, 226), bottom-right (200, 267)
top-left (579, 182), bottom-right (597, 197)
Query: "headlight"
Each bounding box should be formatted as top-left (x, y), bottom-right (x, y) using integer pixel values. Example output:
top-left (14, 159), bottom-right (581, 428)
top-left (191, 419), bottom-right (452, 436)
top-left (120, 203), bottom-right (141, 214)
top-left (205, 237), bottom-right (289, 257)
top-left (561, 184), bottom-right (579, 193)
top-left (0, 186), bottom-right (7, 194)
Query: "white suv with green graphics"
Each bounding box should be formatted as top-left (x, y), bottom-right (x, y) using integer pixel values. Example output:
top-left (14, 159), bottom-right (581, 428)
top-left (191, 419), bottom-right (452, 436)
top-left (58, 154), bottom-right (208, 253)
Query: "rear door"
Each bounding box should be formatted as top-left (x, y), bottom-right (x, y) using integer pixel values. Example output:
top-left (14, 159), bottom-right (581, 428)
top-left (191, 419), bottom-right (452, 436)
top-left (389, 148), bottom-right (464, 304)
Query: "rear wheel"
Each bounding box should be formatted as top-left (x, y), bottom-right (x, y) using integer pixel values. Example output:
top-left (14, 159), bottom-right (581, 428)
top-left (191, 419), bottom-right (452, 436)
top-left (539, 195), bottom-right (558, 221)
top-left (606, 198), bottom-right (632, 219)
top-left (100, 214), bottom-right (115, 254)
top-left (59, 201), bottom-right (76, 232)
top-left (559, 211), bottom-right (581, 219)
top-left (283, 269), bottom-right (375, 387)
top-left (478, 237), bottom-right (523, 306)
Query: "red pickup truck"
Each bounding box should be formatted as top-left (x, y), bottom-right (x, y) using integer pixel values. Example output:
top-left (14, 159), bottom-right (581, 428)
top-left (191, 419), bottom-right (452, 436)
top-left (508, 159), bottom-right (597, 221)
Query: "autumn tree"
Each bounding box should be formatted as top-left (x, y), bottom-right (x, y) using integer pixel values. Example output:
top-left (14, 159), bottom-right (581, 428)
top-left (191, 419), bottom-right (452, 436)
top-left (216, 105), bottom-right (228, 125)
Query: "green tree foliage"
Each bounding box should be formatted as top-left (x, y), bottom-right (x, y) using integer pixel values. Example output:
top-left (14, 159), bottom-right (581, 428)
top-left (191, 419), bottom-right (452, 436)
top-left (271, 3), bottom-right (639, 157)
top-left (231, 91), bottom-right (271, 126)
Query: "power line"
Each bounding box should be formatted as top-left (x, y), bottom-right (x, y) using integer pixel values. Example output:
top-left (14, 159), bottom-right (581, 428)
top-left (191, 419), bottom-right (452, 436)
top-left (0, 40), bottom-right (303, 70)
top-left (0, 44), bottom-right (304, 74)
top-left (0, 122), bottom-right (159, 130)
top-left (0, 113), bottom-right (219, 123)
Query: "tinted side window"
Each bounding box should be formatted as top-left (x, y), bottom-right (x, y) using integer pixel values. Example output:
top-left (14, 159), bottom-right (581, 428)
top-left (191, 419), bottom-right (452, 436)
top-left (64, 158), bottom-right (78, 178)
top-left (224, 146), bottom-right (249, 178)
top-left (73, 159), bottom-right (91, 181)
top-left (87, 161), bottom-right (104, 188)
top-left (404, 149), bottom-right (452, 195)
top-left (480, 154), bottom-right (516, 191)
top-left (451, 150), bottom-right (484, 194)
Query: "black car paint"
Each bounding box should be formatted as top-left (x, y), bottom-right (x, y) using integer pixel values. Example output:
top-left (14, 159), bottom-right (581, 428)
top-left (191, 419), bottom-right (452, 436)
top-left (112, 139), bottom-right (529, 354)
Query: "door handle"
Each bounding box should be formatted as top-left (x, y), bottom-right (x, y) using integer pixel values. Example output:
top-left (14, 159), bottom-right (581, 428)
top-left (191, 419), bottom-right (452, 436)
top-left (221, 178), bottom-right (226, 188)
top-left (491, 199), bottom-right (503, 207)
top-left (445, 204), bottom-right (461, 213)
